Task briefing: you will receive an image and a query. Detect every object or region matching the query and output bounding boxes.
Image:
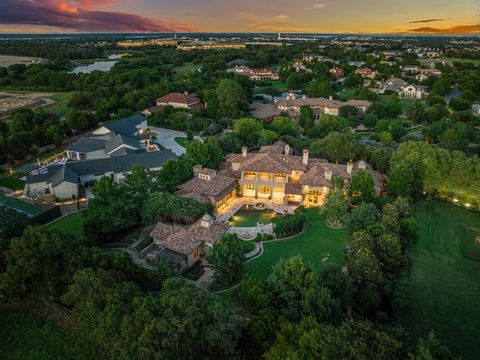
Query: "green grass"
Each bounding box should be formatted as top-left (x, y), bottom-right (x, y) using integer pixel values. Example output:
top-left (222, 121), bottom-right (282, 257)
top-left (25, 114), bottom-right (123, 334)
top-left (134, 236), bottom-right (153, 251)
top-left (403, 199), bottom-right (480, 360)
top-left (173, 62), bottom-right (201, 75)
top-left (0, 171), bottom-right (25, 190)
top-left (253, 80), bottom-right (288, 95)
top-left (0, 308), bottom-right (98, 360)
top-left (175, 137), bottom-right (191, 147)
top-left (441, 58), bottom-right (480, 65)
top-left (241, 241), bottom-right (256, 253)
top-left (44, 92), bottom-right (76, 117)
top-left (47, 211), bottom-right (85, 237)
top-left (247, 209), bottom-right (350, 282)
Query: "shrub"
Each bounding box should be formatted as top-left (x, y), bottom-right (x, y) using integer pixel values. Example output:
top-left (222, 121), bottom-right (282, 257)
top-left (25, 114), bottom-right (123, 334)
top-left (273, 212), bottom-right (305, 238)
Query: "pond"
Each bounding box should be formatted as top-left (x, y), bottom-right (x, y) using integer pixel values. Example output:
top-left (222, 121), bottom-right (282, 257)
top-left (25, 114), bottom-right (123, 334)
top-left (71, 60), bottom-right (117, 74)
top-left (228, 205), bottom-right (279, 227)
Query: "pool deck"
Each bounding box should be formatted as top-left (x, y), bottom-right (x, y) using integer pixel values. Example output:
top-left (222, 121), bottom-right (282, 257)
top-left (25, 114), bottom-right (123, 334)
top-left (216, 197), bottom-right (297, 223)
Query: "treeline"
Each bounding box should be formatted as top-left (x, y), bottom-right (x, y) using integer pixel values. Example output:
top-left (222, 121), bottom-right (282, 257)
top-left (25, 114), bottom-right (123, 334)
top-left (391, 141), bottom-right (480, 208)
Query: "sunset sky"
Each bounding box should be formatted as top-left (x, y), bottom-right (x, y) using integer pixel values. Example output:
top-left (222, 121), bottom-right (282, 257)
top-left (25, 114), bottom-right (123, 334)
top-left (0, 0), bottom-right (478, 34)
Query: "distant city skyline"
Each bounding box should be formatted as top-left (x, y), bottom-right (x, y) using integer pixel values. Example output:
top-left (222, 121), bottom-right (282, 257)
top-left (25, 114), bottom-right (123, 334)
top-left (0, 0), bottom-right (478, 35)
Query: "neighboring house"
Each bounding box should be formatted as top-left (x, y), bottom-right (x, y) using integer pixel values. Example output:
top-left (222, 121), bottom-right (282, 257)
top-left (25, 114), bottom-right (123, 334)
top-left (25, 114), bottom-right (174, 200)
top-left (472, 104), bottom-right (480, 116)
top-left (374, 77), bottom-right (408, 94)
top-left (240, 69), bottom-right (280, 81)
top-left (67, 114), bottom-right (154, 161)
top-left (330, 67), bottom-right (345, 79)
top-left (348, 61), bottom-right (365, 67)
top-left (147, 214), bottom-right (229, 272)
top-left (415, 69), bottom-right (442, 81)
top-left (156, 92), bottom-right (204, 110)
top-left (303, 53), bottom-right (322, 63)
top-left (249, 97), bottom-right (371, 122)
top-left (207, 141), bottom-right (385, 208)
top-left (355, 68), bottom-right (377, 79)
top-left (273, 96), bottom-right (371, 119)
top-left (401, 65), bottom-right (421, 73)
top-left (177, 165), bottom-right (237, 209)
top-left (93, 114), bottom-right (147, 137)
top-left (291, 61), bottom-right (313, 73)
top-left (25, 150), bottom-right (177, 200)
top-left (399, 84), bottom-right (429, 99)
top-left (226, 65), bottom-right (250, 74)
top-left (141, 105), bottom-right (163, 117)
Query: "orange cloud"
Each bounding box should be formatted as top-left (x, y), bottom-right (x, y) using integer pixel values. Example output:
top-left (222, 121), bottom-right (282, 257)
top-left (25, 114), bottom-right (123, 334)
top-left (58, 1), bottom-right (78, 13)
top-left (407, 24), bottom-right (480, 34)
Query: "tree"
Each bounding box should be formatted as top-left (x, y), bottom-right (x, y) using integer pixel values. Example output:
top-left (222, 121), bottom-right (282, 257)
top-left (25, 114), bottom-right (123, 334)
top-left (186, 138), bottom-right (223, 169)
top-left (271, 116), bottom-right (301, 137)
top-left (208, 234), bottom-right (246, 288)
top-left (121, 164), bottom-right (153, 217)
top-left (408, 101), bottom-right (427, 124)
top-left (215, 78), bottom-right (248, 118)
top-left (259, 129), bottom-right (279, 145)
top-left (349, 202), bottom-right (379, 232)
top-left (299, 105), bottom-right (314, 129)
top-left (349, 169), bottom-right (376, 205)
top-left (156, 158), bottom-right (193, 193)
top-left (265, 318), bottom-right (405, 360)
top-left (388, 162), bottom-right (416, 198)
top-left (310, 132), bottom-right (358, 163)
top-left (85, 176), bottom-right (137, 237)
top-left (267, 256), bottom-right (337, 323)
top-left (306, 78), bottom-right (331, 98)
top-left (324, 189), bottom-right (349, 227)
top-left (233, 118), bottom-right (263, 146)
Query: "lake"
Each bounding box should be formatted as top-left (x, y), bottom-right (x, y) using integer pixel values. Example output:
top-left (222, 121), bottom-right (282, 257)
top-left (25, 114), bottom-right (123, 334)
top-left (71, 61), bottom-right (117, 74)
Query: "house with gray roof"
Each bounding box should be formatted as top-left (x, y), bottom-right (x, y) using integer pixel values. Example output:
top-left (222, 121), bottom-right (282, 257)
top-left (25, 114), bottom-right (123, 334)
top-left (25, 149), bottom-right (177, 200)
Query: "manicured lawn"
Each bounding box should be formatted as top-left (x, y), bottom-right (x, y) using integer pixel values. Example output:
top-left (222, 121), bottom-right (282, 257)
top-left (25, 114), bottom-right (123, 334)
top-left (173, 62), bottom-right (201, 75)
top-left (441, 58), bottom-right (480, 65)
top-left (247, 209), bottom-right (350, 282)
top-left (44, 92), bottom-right (76, 117)
top-left (403, 199), bottom-right (480, 360)
top-left (0, 308), bottom-right (98, 360)
top-left (254, 80), bottom-right (288, 94)
top-left (47, 211), bottom-right (85, 237)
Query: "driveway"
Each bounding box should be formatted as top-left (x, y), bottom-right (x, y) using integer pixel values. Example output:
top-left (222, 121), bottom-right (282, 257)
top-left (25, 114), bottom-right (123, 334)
top-left (148, 127), bottom-right (201, 156)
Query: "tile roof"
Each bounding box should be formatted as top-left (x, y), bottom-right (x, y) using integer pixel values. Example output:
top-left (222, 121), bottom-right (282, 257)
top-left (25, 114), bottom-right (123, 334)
top-left (177, 174), bottom-right (237, 201)
top-left (149, 218), bottom-right (229, 255)
top-left (156, 92), bottom-right (201, 106)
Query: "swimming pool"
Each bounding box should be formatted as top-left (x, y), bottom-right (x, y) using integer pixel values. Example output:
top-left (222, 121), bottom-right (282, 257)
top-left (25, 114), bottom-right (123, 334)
top-left (228, 205), bottom-right (279, 227)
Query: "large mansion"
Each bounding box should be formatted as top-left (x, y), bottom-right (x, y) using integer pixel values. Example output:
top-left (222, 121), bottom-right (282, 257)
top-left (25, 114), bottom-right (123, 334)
top-left (250, 96), bottom-right (371, 122)
top-left (178, 141), bottom-right (385, 209)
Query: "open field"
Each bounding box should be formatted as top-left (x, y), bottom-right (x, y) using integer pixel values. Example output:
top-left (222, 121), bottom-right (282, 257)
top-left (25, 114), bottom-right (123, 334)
top-left (0, 308), bottom-right (97, 360)
top-left (403, 199), bottom-right (480, 360)
top-left (47, 211), bottom-right (85, 237)
top-left (173, 62), bottom-right (201, 75)
top-left (43, 92), bottom-right (76, 116)
top-left (247, 209), bottom-right (350, 282)
top-left (254, 80), bottom-right (288, 95)
top-left (441, 58), bottom-right (480, 65)
top-left (0, 54), bottom-right (44, 67)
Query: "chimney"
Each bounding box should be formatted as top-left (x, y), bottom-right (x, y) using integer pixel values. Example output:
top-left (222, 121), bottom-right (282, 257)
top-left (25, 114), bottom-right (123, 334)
top-left (285, 144), bottom-right (290, 155)
top-left (303, 149), bottom-right (309, 165)
top-left (193, 164), bottom-right (203, 177)
top-left (358, 161), bottom-right (367, 170)
top-left (329, 95), bottom-right (333, 101)
top-left (325, 171), bottom-right (333, 181)
top-left (184, 91), bottom-right (189, 95)
top-left (347, 161), bottom-right (353, 175)
top-left (200, 214), bottom-right (213, 228)
top-left (242, 146), bottom-right (248, 157)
